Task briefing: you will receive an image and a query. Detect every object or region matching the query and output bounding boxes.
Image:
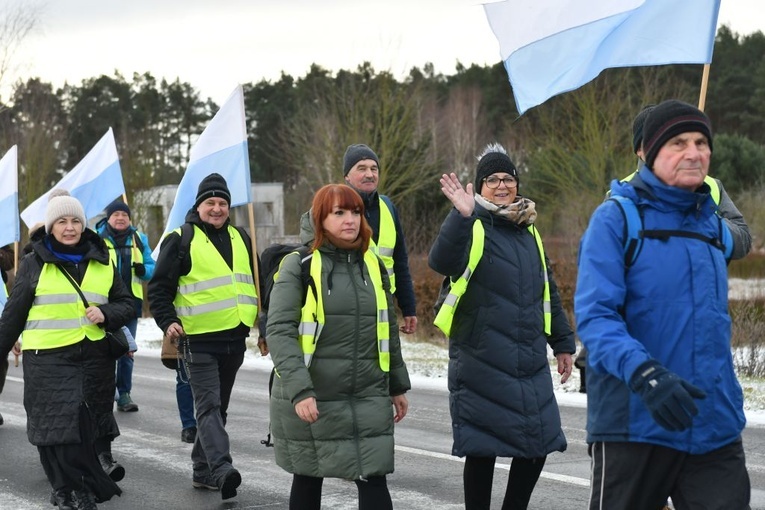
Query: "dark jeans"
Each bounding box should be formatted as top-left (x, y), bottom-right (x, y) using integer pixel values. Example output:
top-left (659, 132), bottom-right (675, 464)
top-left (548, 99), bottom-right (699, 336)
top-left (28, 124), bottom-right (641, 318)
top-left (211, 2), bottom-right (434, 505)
top-left (588, 439), bottom-right (751, 510)
top-left (176, 363), bottom-right (196, 429)
top-left (290, 474), bottom-right (392, 510)
top-left (185, 348), bottom-right (244, 483)
top-left (464, 455), bottom-right (547, 510)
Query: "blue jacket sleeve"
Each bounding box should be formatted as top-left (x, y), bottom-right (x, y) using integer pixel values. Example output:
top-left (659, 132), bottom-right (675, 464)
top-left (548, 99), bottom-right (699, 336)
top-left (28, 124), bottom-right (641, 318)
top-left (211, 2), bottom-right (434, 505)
top-left (574, 201), bottom-right (651, 384)
top-left (138, 231), bottom-right (155, 281)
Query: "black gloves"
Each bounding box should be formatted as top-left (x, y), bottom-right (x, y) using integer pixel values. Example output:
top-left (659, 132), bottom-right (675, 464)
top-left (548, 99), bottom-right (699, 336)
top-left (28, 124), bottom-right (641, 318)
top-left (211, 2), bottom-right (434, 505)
top-left (629, 359), bottom-right (706, 432)
top-left (132, 263), bottom-right (146, 277)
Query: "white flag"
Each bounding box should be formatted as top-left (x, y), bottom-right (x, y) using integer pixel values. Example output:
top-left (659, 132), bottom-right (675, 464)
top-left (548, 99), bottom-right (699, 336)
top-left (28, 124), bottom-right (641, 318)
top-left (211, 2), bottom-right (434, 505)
top-left (0, 145), bottom-right (19, 248)
top-left (154, 85), bottom-right (251, 255)
top-left (20, 128), bottom-right (125, 228)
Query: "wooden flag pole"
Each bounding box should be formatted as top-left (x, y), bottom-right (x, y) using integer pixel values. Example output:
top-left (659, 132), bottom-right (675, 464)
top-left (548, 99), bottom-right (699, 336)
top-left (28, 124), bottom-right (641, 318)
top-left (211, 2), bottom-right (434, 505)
top-left (697, 63), bottom-right (711, 112)
top-left (247, 202), bottom-right (261, 298)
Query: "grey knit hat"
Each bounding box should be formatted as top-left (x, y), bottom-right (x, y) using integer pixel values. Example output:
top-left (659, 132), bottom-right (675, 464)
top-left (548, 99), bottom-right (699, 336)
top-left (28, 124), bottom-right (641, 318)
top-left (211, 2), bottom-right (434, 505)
top-left (343, 144), bottom-right (379, 176)
top-left (46, 189), bottom-right (87, 233)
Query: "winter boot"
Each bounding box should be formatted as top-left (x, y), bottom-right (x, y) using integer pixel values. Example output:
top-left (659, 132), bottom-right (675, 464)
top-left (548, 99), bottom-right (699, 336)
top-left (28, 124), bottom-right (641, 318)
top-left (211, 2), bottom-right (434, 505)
top-left (49, 489), bottom-right (75, 510)
top-left (72, 490), bottom-right (98, 510)
top-left (116, 392), bottom-right (138, 412)
top-left (181, 426), bottom-right (197, 444)
top-left (218, 468), bottom-right (241, 500)
top-left (98, 452), bottom-right (125, 482)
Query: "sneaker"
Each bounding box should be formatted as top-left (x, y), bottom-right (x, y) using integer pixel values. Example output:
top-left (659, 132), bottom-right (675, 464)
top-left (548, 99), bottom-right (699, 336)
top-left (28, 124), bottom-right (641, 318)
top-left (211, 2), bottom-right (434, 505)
top-left (49, 489), bottom-right (75, 510)
top-left (181, 426), bottom-right (197, 444)
top-left (98, 452), bottom-right (125, 482)
top-left (116, 393), bottom-right (138, 412)
top-left (192, 474), bottom-right (218, 491)
top-left (72, 489), bottom-right (98, 510)
top-left (219, 468), bottom-right (241, 500)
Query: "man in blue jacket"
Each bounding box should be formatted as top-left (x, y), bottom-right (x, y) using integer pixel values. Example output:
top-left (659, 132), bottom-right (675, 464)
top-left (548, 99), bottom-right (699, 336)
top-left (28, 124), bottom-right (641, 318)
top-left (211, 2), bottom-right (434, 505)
top-left (97, 201), bottom-right (155, 413)
top-left (575, 100), bottom-right (750, 509)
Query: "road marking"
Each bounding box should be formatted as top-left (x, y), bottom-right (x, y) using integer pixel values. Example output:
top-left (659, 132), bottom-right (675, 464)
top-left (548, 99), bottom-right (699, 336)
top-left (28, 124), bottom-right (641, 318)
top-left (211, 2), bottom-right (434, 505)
top-left (396, 445), bottom-right (590, 487)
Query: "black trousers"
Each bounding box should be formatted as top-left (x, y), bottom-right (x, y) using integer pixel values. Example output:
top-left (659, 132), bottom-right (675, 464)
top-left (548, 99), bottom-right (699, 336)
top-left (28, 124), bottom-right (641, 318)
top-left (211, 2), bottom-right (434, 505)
top-left (289, 473), bottom-right (392, 510)
top-left (588, 440), bottom-right (750, 510)
top-left (185, 349), bottom-right (244, 483)
top-left (463, 455), bottom-right (547, 510)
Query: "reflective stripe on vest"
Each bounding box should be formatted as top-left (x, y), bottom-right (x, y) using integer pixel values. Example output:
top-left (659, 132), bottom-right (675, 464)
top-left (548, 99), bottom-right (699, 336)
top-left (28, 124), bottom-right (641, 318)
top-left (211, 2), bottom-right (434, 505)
top-left (104, 236), bottom-right (145, 299)
top-left (368, 197), bottom-right (397, 293)
top-left (22, 261), bottom-right (112, 349)
top-left (433, 220), bottom-right (551, 337)
top-left (299, 250), bottom-right (390, 371)
top-left (173, 225), bottom-right (258, 334)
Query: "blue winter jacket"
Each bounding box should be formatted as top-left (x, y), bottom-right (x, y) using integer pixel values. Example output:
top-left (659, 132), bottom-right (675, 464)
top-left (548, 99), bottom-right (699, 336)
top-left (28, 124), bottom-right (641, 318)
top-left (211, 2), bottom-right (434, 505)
top-left (575, 167), bottom-right (745, 454)
top-left (96, 223), bottom-right (155, 300)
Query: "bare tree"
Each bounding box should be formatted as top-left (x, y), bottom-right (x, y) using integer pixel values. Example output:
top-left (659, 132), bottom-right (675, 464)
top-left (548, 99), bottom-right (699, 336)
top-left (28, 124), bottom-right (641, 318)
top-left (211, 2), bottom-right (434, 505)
top-left (0, 1), bottom-right (41, 97)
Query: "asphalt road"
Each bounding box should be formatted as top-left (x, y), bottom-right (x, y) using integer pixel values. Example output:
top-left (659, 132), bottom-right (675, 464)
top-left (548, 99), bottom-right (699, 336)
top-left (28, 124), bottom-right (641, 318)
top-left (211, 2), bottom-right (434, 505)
top-left (0, 355), bottom-right (763, 509)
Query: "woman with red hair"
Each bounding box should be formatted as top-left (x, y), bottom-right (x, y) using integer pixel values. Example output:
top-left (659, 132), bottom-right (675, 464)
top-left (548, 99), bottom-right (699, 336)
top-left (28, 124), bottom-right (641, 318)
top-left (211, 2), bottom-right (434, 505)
top-left (267, 184), bottom-right (411, 510)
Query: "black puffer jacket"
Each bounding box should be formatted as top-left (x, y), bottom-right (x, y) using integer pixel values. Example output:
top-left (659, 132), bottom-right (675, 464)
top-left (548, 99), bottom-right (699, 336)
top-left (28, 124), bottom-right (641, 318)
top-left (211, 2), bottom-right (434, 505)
top-left (429, 204), bottom-right (575, 458)
top-left (0, 229), bottom-right (135, 445)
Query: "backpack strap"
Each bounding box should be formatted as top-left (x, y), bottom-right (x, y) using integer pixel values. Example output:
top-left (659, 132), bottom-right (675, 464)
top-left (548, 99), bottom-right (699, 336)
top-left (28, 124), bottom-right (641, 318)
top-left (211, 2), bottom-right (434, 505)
top-left (132, 231), bottom-right (145, 253)
top-left (176, 223), bottom-right (195, 261)
top-left (607, 195), bottom-right (643, 268)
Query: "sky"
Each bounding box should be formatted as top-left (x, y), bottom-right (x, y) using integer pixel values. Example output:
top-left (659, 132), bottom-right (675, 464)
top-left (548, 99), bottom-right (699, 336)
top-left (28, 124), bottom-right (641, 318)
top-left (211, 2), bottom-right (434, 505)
top-left (5, 0), bottom-right (764, 105)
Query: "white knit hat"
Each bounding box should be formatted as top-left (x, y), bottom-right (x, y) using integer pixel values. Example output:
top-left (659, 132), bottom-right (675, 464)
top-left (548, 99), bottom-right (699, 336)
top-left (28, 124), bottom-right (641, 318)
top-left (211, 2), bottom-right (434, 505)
top-left (45, 189), bottom-right (87, 233)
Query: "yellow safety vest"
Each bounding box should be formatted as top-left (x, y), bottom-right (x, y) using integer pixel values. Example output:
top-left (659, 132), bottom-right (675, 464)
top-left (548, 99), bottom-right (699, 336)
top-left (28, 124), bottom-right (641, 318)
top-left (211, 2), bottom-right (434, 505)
top-left (297, 250), bottom-right (390, 371)
top-left (434, 220), bottom-right (552, 338)
top-left (104, 235), bottom-right (145, 299)
top-left (368, 197), bottom-right (397, 293)
top-left (173, 225), bottom-right (258, 334)
top-left (22, 261), bottom-right (113, 350)
top-left (621, 172), bottom-right (721, 205)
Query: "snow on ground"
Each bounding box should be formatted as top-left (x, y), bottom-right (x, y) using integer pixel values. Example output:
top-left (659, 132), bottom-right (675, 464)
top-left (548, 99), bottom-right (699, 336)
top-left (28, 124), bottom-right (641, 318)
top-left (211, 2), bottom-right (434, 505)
top-left (135, 318), bottom-right (765, 427)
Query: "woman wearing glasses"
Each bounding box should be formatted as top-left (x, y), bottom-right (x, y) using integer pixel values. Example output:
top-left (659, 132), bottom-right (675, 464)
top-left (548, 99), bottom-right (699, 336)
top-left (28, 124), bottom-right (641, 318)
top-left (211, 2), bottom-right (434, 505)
top-left (429, 143), bottom-right (575, 510)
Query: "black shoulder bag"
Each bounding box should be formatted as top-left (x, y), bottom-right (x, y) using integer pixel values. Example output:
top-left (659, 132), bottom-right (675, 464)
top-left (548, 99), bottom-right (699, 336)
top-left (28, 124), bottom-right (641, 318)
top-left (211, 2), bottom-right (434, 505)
top-left (58, 266), bottom-right (129, 359)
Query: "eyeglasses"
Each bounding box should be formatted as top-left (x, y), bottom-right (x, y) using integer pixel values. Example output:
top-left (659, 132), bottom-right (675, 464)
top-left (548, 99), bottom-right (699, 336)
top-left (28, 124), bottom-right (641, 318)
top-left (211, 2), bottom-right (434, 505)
top-left (483, 176), bottom-right (517, 189)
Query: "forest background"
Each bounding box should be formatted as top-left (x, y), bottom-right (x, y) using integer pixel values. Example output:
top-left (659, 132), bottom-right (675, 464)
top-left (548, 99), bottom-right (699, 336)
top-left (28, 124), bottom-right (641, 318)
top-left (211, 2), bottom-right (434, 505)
top-left (1, 12), bottom-right (764, 350)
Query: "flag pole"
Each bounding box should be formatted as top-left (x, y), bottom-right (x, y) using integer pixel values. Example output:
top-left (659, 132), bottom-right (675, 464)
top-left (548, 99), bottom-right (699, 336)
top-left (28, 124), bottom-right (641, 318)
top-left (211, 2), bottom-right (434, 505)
top-left (697, 64), bottom-right (711, 111)
top-left (247, 202), bottom-right (260, 297)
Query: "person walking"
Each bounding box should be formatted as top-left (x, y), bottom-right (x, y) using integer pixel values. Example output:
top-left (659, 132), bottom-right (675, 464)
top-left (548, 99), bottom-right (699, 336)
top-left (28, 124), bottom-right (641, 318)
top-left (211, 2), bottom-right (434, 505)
top-left (0, 189), bottom-right (135, 510)
top-left (97, 200), bottom-right (155, 413)
top-left (268, 184), bottom-right (410, 510)
top-left (342, 144), bottom-right (418, 335)
top-left (148, 173), bottom-right (257, 500)
top-left (575, 100), bottom-right (750, 509)
top-left (429, 143), bottom-right (576, 510)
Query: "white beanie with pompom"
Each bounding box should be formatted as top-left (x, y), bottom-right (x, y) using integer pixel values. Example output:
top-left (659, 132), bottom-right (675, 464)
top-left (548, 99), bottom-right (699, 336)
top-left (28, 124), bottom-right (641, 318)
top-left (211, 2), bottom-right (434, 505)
top-left (45, 189), bottom-right (87, 233)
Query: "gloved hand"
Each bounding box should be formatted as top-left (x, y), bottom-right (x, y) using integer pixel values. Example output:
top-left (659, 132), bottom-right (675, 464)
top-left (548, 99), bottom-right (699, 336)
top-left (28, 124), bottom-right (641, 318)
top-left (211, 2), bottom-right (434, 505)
top-left (629, 359), bottom-right (706, 432)
top-left (132, 263), bottom-right (146, 276)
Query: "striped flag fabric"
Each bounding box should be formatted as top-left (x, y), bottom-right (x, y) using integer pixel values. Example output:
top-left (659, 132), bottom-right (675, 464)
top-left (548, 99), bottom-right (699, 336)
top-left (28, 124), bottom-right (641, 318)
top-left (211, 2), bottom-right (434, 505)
top-left (0, 145), bottom-right (19, 248)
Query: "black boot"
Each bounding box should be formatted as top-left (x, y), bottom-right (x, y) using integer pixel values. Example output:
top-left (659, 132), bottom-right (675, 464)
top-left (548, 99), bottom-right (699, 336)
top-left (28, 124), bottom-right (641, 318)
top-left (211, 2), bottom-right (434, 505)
top-left (49, 489), bottom-right (75, 510)
top-left (578, 366), bottom-right (587, 394)
top-left (72, 489), bottom-right (98, 510)
top-left (98, 452), bottom-right (125, 482)
top-left (0, 411), bottom-right (3, 425)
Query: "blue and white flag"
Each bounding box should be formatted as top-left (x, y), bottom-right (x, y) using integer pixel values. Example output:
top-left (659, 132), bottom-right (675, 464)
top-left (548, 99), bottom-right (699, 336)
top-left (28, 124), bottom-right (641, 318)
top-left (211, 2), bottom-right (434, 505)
top-left (484, 0), bottom-right (721, 115)
top-left (0, 145), bottom-right (19, 249)
top-left (20, 128), bottom-right (124, 227)
top-left (155, 84), bottom-right (251, 254)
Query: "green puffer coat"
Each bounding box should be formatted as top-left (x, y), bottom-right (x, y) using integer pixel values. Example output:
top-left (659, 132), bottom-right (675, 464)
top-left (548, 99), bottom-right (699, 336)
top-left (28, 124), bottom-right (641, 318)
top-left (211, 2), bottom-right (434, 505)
top-left (267, 239), bottom-right (411, 480)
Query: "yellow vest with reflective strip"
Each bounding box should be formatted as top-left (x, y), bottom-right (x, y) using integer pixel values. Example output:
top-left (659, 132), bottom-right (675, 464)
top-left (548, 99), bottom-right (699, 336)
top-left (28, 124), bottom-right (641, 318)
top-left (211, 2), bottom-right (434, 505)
top-left (368, 197), bottom-right (397, 293)
top-left (173, 225), bottom-right (258, 334)
top-left (22, 261), bottom-right (113, 349)
top-left (104, 236), bottom-right (144, 299)
top-left (434, 220), bottom-right (552, 338)
top-left (297, 250), bottom-right (390, 371)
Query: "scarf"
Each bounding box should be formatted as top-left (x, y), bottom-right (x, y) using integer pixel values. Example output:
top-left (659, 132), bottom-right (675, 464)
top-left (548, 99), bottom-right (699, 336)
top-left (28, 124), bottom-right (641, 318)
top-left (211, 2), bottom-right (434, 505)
top-left (324, 231), bottom-right (364, 252)
top-left (474, 194), bottom-right (538, 226)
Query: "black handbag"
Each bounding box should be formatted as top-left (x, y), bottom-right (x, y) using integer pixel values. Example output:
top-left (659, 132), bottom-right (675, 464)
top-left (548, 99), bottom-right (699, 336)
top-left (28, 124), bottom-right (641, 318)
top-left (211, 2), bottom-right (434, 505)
top-left (58, 266), bottom-right (129, 359)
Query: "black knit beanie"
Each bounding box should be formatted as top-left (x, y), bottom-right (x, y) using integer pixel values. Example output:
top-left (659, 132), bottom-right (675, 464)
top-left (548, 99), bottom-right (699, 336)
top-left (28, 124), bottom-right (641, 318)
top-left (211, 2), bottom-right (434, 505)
top-left (642, 100), bottom-right (713, 170)
top-left (194, 172), bottom-right (231, 208)
top-left (474, 148), bottom-right (518, 193)
top-left (343, 144), bottom-right (379, 176)
top-left (631, 104), bottom-right (655, 154)
top-left (105, 200), bottom-right (131, 219)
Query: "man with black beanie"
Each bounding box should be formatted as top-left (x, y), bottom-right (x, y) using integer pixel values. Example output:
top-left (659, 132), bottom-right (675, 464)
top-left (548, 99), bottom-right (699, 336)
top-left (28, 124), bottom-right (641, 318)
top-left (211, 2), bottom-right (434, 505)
top-left (575, 99), bottom-right (751, 509)
top-left (341, 144), bottom-right (418, 335)
top-left (149, 172), bottom-right (259, 501)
